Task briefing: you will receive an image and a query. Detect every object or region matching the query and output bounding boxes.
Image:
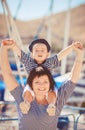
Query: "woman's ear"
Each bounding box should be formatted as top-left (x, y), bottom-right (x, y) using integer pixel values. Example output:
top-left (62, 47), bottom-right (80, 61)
top-left (30, 52), bottom-right (33, 58)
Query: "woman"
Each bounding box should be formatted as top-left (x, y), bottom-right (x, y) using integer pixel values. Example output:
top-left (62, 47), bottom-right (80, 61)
top-left (0, 41), bottom-right (84, 130)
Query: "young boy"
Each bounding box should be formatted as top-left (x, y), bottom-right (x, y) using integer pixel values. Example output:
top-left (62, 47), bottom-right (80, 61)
top-left (2, 39), bottom-right (77, 115)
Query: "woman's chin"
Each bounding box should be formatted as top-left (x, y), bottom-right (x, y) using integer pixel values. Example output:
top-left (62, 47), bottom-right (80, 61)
top-left (35, 91), bottom-right (46, 96)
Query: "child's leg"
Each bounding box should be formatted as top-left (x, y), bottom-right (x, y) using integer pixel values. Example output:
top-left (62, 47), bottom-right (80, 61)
top-left (19, 84), bottom-right (35, 114)
top-left (23, 84), bottom-right (35, 103)
top-left (46, 91), bottom-right (56, 105)
top-left (46, 89), bottom-right (57, 116)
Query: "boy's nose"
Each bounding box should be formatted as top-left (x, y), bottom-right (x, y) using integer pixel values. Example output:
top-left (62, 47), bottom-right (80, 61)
top-left (38, 51), bottom-right (42, 54)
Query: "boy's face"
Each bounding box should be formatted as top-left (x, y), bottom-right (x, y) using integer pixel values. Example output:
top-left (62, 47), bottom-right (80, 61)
top-left (31, 43), bottom-right (49, 64)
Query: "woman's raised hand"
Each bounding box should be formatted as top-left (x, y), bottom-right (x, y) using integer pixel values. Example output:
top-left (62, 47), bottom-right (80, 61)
top-left (1, 39), bottom-right (16, 50)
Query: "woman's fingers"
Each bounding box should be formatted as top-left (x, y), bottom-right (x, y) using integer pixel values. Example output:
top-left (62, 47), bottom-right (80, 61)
top-left (2, 39), bottom-right (15, 46)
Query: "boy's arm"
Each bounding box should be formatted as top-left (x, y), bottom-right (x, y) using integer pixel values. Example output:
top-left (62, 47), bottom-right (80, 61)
top-left (57, 44), bottom-right (73, 61)
top-left (57, 41), bottom-right (81, 61)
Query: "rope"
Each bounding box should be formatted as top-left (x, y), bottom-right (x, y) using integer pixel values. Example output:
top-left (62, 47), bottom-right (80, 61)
top-left (1, 0), bottom-right (28, 86)
top-left (33, 0), bottom-right (54, 43)
top-left (14, 0), bottom-right (23, 20)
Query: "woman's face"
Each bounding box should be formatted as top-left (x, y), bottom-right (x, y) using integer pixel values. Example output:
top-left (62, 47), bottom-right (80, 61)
top-left (32, 75), bottom-right (50, 96)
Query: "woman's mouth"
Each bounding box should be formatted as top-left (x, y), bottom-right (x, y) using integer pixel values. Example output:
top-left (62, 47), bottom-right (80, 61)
top-left (38, 88), bottom-right (45, 91)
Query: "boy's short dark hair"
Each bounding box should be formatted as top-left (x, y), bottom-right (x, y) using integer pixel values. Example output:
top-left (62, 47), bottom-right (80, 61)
top-left (29, 39), bottom-right (51, 52)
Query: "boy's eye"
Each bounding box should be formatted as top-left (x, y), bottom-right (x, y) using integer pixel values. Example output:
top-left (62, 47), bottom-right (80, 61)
top-left (35, 50), bottom-right (45, 52)
top-left (35, 50), bottom-right (39, 52)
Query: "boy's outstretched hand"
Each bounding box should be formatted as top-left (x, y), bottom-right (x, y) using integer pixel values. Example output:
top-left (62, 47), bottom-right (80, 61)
top-left (72, 42), bottom-right (84, 59)
top-left (72, 41), bottom-right (83, 50)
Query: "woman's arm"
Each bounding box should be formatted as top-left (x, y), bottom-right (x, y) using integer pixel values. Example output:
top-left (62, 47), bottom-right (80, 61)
top-left (2, 39), bottom-right (21, 58)
top-left (70, 42), bottom-right (84, 83)
top-left (0, 42), bottom-right (19, 91)
top-left (56, 43), bottom-right (84, 108)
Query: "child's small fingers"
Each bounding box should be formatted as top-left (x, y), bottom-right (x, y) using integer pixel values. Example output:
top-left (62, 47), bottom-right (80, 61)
top-left (77, 43), bottom-right (83, 49)
top-left (21, 108), bottom-right (28, 114)
top-left (73, 42), bottom-right (83, 50)
top-left (78, 45), bottom-right (83, 50)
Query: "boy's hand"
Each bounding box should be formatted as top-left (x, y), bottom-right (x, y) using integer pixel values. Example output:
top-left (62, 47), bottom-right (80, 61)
top-left (19, 101), bottom-right (30, 114)
top-left (1, 39), bottom-right (16, 50)
top-left (47, 104), bottom-right (56, 116)
top-left (72, 41), bottom-right (83, 50)
top-left (72, 42), bottom-right (84, 58)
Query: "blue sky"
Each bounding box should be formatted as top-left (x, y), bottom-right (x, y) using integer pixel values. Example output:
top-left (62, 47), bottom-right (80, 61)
top-left (0, 0), bottom-right (85, 21)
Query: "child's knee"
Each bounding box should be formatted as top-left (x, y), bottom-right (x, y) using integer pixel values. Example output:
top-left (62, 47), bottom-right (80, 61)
top-left (23, 90), bottom-right (34, 103)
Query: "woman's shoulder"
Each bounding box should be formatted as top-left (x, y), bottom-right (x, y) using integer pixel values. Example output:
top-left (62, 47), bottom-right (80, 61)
top-left (10, 85), bottom-right (24, 101)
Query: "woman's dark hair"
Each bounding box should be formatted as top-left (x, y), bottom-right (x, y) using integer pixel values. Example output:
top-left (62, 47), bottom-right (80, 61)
top-left (27, 66), bottom-right (55, 91)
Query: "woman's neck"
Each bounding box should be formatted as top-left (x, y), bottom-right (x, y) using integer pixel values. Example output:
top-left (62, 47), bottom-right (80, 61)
top-left (35, 95), bottom-right (48, 105)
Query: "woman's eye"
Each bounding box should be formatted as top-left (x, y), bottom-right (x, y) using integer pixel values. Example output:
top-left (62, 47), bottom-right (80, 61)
top-left (44, 81), bottom-right (48, 84)
top-left (34, 81), bottom-right (49, 85)
top-left (34, 82), bottom-right (39, 84)
top-left (35, 82), bottom-right (38, 83)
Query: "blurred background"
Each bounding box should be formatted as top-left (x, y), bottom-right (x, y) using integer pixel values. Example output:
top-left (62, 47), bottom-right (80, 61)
top-left (0, 0), bottom-right (85, 129)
